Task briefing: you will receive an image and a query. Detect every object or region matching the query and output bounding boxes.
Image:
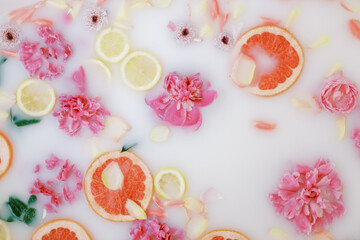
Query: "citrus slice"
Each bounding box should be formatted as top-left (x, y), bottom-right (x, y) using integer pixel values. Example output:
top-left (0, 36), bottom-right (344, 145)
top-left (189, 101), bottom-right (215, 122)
top-left (0, 131), bottom-right (12, 179)
top-left (31, 219), bottom-right (91, 240)
top-left (154, 168), bottom-right (186, 200)
top-left (120, 51), bottom-right (162, 91)
top-left (84, 151), bottom-right (153, 222)
top-left (232, 25), bottom-right (304, 96)
top-left (95, 27), bottom-right (130, 63)
top-left (0, 220), bottom-right (11, 240)
top-left (201, 229), bottom-right (250, 240)
top-left (16, 79), bottom-right (56, 117)
top-left (85, 58), bottom-right (112, 80)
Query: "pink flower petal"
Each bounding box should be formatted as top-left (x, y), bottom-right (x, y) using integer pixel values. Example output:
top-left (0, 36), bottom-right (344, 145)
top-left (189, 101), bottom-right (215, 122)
top-left (72, 66), bottom-right (87, 93)
top-left (31, 18), bottom-right (54, 26)
top-left (349, 19), bottom-right (360, 40)
top-left (210, 0), bottom-right (220, 20)
top-left (168, 21), bottom-right (177, 32)
top-left (18, 8), bottom-right (36, 24)
top-left (0, 50), bottom-right (18, 58)
top-left (254, 120), bottom-right (277, 131)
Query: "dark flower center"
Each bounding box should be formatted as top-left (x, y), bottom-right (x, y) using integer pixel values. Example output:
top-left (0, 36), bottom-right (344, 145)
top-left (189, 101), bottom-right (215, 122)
top-left (6, 32), bottom-right (13, 41)
top-left (221, 36), bottom-right (229, 45)
top-left (92, 15), bottom-right (98, 23)
top-left (182, 28), bottom-right (189, 36)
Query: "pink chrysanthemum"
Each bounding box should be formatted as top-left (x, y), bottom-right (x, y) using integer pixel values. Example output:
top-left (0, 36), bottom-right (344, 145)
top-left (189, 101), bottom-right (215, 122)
top-left (53, 94), bottom-right (110, 136)
top-left (0, 24), bottom-right (21, 49)
top-left (82, 7), bottom-right (108, 31)
top-left (215, 31), bottom-right (234, 51)
top-left (269, 159), bottom-right (345, 234)
top-left (130, 217), bottom-right (184, 240)
top-left (174, 23), bottom-right (195, 45)
top-left (146, 72), bottom-right (217, 130)
top-left (19, 26), bottom-right (72, 80)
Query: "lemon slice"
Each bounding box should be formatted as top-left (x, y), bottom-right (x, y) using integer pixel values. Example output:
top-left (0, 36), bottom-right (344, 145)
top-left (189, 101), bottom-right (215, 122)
top-left (95, 27), bottom-right (130, 63)
top-left (16, 79), bottom-right (56, 117)
top-left (120, 51), bottom-right (162, 91)
top-left (85, 58), bottom-right (112, 80)
top-left (0, 220), bottom-right (11, 240)
top-left (154, 168), bottom-right (186, 200)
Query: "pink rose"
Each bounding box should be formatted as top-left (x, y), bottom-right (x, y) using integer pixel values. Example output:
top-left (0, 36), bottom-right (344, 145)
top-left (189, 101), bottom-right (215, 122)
top-left (319, 73), bottom-right (359, 114)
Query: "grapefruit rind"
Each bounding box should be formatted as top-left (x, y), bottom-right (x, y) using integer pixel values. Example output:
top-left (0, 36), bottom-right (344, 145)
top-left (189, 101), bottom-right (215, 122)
top-left (31, 219), bottom-right (91, 240)
top-left (201, 229), bottom-right (250, 240)
top-left (84, 151), bottom-right (153, 222)
top-left (0, 132), bottom-right (12, 179)
top-left (232, 25), bottom-right (304, 97)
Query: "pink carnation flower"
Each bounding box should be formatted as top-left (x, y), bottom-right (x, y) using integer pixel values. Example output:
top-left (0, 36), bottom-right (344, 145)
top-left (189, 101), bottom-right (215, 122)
top-left (146, 72), bottom-right (217, 129)
top-left (19, 27), bottom-right (72, 80)
top-left (269, 159), bottom-right (345, 234)
top-left (319, 73), bottom-right (359, 114)
top-left (53, 94), bottom-right (110, 136)
top-left (130, 217), bottom-right (184, 240)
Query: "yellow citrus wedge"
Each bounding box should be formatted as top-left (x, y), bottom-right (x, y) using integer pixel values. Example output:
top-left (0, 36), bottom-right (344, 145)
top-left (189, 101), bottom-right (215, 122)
top-left (0, 220), bottom-right (11, 240)
top-left (120, 51), bottom-right (162, 91)
top-left (95, 27), bottom-right (130, 63)
top-left (85, 58), bottom-right (112, 80)
top-left (154, 168), bottom-right (186, 200)
top-left (16, 79), bottom-right (56, 117)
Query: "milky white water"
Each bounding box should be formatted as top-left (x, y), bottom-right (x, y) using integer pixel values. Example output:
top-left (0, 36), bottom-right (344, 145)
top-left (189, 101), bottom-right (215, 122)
top-left (0, 0), bottom-right (360, 239)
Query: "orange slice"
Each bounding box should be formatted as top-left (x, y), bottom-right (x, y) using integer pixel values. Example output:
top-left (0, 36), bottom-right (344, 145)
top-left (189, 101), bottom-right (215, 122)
top-left (201, 229), bottom-right (250, 240)
top-left (0, 131), bottom-right (12, 179)
top-left (31, 219), bottom-right (91, 240)
top-left (232, 25), bottom-right (304, 96)
top-left (84, 150), bottom-right (153, 222)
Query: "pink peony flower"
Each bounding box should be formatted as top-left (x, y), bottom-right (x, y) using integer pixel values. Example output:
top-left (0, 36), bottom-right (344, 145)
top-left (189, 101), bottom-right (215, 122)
top-left (53, 94), bottom-right (110, 136)
top-left (19, 27), bottom-right (72, 80)
top-left (146, 72), bottom-right (217, 130)
top-left (130, 217), bottom-right (184, 240)
top-left (269, 159), bottom-right (345, 235)
top-left (319, 73), bottom-right (359, 114)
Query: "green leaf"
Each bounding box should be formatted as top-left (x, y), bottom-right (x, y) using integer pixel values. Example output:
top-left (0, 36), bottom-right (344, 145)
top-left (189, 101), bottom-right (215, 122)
top-left (6, 197), bottom-right (28, 219)
top-left (27, 195), bottom-right (37, 205)
top-left (23, 208), bottom-right (36, 225)
top-left (14, 119), bottom-right (41, 127)
top-left (5, 216), bottom-right (15, 222)
top-left (121, 143), bottom-right (137, 152)
top-left (0, 57), bottom-right (7, 64)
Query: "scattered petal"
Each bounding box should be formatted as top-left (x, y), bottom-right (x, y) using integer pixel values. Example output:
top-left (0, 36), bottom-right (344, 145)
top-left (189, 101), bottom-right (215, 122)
top-left (219, 13), bottom-right (230, 31)
top-left (291, 98), bottom-right (312, 109)
top-left (115, 1), bottom-right (130, 20)
top-left (337, 116), bottom-right (346, 141)
top-left (199, 24), bottom-right (214, 38)
top-left (69, 0), bottom-right (84, 19)
top-left (101, 161), bottom-right (124, 190)
top-left (0, 92), bottom-right (16, 110)
top-left (126, 199), bottom-right (147, 220)
top-left (200, 188), bottom-right (222, 203)
top-left (153, 195), bottom-right (165, 209)
top-left (46, 0), bottom-right (69, 9)
top-left (183, 197), bottom-right (205, 214)
top-left (231, 53), bottom-right (256, 87)
top-left (150, 126), bottom-right (170, 142)
top-left (130, 0), bottom-right (151, 8)
top-left (165, 200), bottom-right (185, 207)
top-left (195, 0), bottom-right (208, 15)
top-left (34, 164), bottom-right (41, 173)
top-left (349, 19), bottom-right (360, 40)
top-left (30, 19), bottom-right (54, 26)
top-left (232, 3), bottom-right (244, 19)
top-left (72, 66), bottom-right (87, 93)
top-left (149, 0), bottom-right (173, 8)
top-left (168, 21), bottom-right (177, 32)
top-left (307, 35), bottom-right (330, 49)
top-left (327, 62), bottom-right (342, 77)
top-left (147, 209), bottom-right (166, 218)
top-left (311, 231), bottom-right (334, 240)
top-left (96, 0), bottom-right (108, 5)
top-left (260, 16), bottom-right (281, 26)
top-left (209, 0), bottom-right (220, 20)
top-left (285, 7), bottom-right (300, 29)
top-left (340, 0), bottom-right (360, 13)
top-left (104, 116), bottom-right (131, 142)
top-left (8, 8), bottom-right (28, 22)
top-left (186, 214), bottom-right (208, 240)
top-left (0, 111), bottom-right (9, 123)
top-left (18, 8), bottom-right (36, 25)
top-left (269, 228), bottom-right (289, 240)
top-left (254, 120), bottom-right (276, 131)
top-left (41, 209), bottom-right (47, 222)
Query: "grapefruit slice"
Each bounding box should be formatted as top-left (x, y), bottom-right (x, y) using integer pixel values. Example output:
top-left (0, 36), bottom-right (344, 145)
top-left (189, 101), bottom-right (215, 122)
top-left (84, 151), bottom-right (153, 222)
top-left (0, 131), bottom-right (12, 179)
top-left (231, 25), bottom-right (304, 96)
top-left (201, 229), bottom-right (250, 240)
top-left (31, 219), bottom-right (91, 240)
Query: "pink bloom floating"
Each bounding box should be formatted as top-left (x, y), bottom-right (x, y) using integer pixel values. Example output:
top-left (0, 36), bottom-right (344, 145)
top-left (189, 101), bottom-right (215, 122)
top-left (319, 72), bottom-right (359, 115)
top-left (30, 154), bottom-right (83, 213)
top-left (351, 128), bottom-right (360, 152)
top-left (130, 217), bottom-right (184, 240)
top-left (53, 94), bottom-right (110, 136)
top-left (146, 72), bottom-right (217, 130)
top-left (269, 159), bottom-right (345, 235)
top-left (19, 26), bottom-right (72, 80)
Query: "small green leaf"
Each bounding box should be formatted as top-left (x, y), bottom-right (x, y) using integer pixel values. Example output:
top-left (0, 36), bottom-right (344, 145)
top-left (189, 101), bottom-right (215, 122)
top-left (6, 197), bottom-right (28, 219)
top-left (14, 119), bottom-right (41, 127)
top-left (5, 216), bottom-right (15, 222)
top-left (0, 57), bottom-right (7, 64)
top-left (121, 143), bottom-right (137, 152)
top-left (23, 208), bottom-right (36, 225)
top-left (27, 195), bottom-right (37, 205)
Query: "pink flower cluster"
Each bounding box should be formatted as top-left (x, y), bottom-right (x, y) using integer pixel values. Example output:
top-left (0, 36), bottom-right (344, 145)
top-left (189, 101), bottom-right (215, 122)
top-left (19, 27), bottom-right (72, 80)
top-left (53, 94), bottom-right (110, 136)
top-left (146, 72), bottom-right (217, 129)
top-left (269, 159), bottom-right (344, 234)
top-left (30, 154), bottom-right (83, 213)
top-left (130, 217), bottom-right (184, 240)
top-left (351, 128), bottom-right (360, 152)
top-left (319, 73), bottom-right (359, 115)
